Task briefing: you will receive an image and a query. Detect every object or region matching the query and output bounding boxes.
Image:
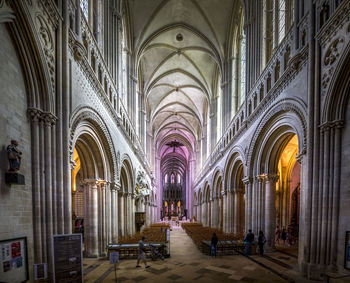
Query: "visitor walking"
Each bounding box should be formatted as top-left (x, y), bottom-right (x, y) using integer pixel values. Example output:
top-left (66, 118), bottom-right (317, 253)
top-left (244, 229), bottom-right (255, 256)
top-left (210, 232), bottom-right (218, 258)
top-left (258, 230), bottom-right (266, 256)
top-left (281, 228), bottom-right (287, 246)
top-left (275, 225), bottom-right (281, 244)
top-left (136, 236), bottom-right (150, 269)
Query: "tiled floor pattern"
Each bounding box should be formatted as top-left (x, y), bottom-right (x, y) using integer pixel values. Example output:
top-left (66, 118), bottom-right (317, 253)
top-left (83, 227), bottom-right (318, 283)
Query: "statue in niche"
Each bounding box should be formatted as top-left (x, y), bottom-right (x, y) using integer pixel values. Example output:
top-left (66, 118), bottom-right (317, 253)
top-left (135, 170), bottom-right (149, 198)
top-left (7, 140), bottom-right (22, 172)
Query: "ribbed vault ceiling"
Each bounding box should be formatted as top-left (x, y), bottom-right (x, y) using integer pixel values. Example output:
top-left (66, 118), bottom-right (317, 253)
top-left (130, 0), bottom-right (239, 174)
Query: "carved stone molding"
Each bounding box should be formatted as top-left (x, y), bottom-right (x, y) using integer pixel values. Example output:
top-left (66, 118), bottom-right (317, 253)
top-left (27, 107), bottom-right (57, 125)
top-left (70, 106), bottom-right (119, 183)
top-left (242, 177), bottom-right (252, 185)
top-left (317, 0), bottom-right (350, 48)
top-left (265, 174), bottom-right (279, 183)
top-left (0, 0), bottom-right (15, 23)
top-left (246, 99), bottom-right (307, 173)
top-left (324, 37), bottom-right (345, 66)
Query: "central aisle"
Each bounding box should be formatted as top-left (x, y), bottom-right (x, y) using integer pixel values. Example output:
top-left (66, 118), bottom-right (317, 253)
top-left (83, 226), bottom-right (286, 282)
top-left (168, 226), bottom-right (204, 262)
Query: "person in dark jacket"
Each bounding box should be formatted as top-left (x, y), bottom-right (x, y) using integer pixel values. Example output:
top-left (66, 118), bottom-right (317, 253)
top-left (210, 232), bottom-right (218, 258)
top-left (258, 230), bottom-right (266, 256)
top-left (244, 229), bottom-right (255, 256)
top-left (281, 228), bottom-right (287, 246)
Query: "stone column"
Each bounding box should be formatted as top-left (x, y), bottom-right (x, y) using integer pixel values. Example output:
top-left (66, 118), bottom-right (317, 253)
top-left (85, 180), bottom-right (99, 257)
top-left (222, 191), bottom-right (228, 232)
top-left (118, 191), bottom-right (124, 237)
top-left (110, 183), bottom-right (118, 243)
top-left (265, 174), bottom-right (279, 251)
top-left (28, 109), bottom-right (42, 263)
top-left (243, 177), bottom-right (252, 233)
top-left (211, 199), bottom-right (215, 227)
top-left (256, 175), bottom-right (265, 233)
top-left (226, 189), bottom-right (234, 233)
top-left (233, 189), bottom-right (241, 234)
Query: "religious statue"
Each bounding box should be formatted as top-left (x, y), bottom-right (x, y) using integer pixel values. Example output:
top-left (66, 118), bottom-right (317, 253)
top-left (7, 140), bottom-right (22, 172)
top-left (135, 170), bottom-right (150, 198)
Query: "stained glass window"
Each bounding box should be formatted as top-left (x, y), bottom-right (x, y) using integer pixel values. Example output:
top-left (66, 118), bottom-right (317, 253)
top-left (80, 0), bottom-right (88, 19)
top-left (278, 0), bottom-right (286, 44)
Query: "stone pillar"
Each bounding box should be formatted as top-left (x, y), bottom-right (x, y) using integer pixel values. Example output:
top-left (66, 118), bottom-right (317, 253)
top-left (222, 191), bottom-right (228, 232)
top-left (85, 180), bottom-right (99, 257)
top-left (226, 189), bottom-right (234, 233)
top-left (110, 183), bottom-right (118, 243)
top-left (243, 177), bottom-right (252, 233)
top-left (233, 189), bottom-right (240, 234)
top-left (118, 191), bottom-right (124, 237)
top-left (211, 199), bottom-right (215, 227)
top-left (265, 174), bottom-right (279, 251)
top-left (28, 109), bottom-right (42, 263)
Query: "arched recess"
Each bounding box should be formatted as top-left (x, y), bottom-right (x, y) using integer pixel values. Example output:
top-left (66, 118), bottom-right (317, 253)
top-left (119, 155), bottom-right (135, 237)
top-left (317, 44), bottom-right (350, 271)
top-left (8, 1), bottom-right (55, 112)
top-left (203, 181), bottom-right (211, 227)
top-left (247, 102), bottom-right (306, 254)
top-left (212, 168), bottom-right (224, 230)
top-left (224, 149), bottom-right (246, 235)
top-left (70, 115), bottom-right (114, 258)
top-left (70, 106), bottom-right (119, 184)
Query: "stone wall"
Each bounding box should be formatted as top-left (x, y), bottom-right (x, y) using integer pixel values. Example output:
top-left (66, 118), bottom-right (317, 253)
top-left (0, 24), bottom-right (34, 278)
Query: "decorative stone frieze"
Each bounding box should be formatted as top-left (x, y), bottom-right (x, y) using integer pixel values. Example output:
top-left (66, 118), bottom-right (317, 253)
top-left (316, 0), bottom-right (350, 48)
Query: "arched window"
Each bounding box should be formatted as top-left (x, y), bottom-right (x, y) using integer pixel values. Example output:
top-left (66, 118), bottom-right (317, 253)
top-left (171, 173), bottom-right (175, 184)
top-left (121, 25), bottom-right (127, 106)
top-left (80, 0), bottom-right (89, 19)
top-left (216, 75), bottom-right (222, 142)
top-left (177, 174), bottom-right (181, 184)
top-left (239, 30), bottom-right (246, 106)
top-left (232, 4), bottom-right (245, 113)
top-left (164, 174), bottom-right (168, 184)
top-left (263, 0), bottom-right (294, 68)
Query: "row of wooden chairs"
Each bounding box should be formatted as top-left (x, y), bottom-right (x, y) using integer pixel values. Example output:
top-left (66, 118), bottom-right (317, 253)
top-left (181, 223), bottom-right (243, 250)
top-left (118, 227), bottom-right (167, 244)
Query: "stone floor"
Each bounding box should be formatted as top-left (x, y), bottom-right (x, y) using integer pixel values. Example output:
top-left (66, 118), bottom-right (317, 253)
top-left (82, 227), bottom-right (326, 283)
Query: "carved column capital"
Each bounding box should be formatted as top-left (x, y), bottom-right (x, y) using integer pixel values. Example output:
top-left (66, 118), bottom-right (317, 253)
top-left (255, 175), bottom-right (265, 182)
top-left (242, 176), bottom-right (253, 185)
top-left (265, 174), bottom-right (279, 183)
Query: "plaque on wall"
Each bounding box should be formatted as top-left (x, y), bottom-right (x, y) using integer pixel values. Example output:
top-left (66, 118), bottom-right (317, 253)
top-left (0, 237), bottom-right (29, 283)
top-left (52, 234), bottom-right (83, 283)
top-left (345, 231), bottom-right (350, 270)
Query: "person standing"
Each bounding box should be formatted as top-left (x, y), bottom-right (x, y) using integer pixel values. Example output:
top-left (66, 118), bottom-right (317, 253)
top-left (244, 229), bottom-right (255, 256)
top-left (136, 236), bottom-right (150, 268)
top-left (258, 230), bottom-right (266, 256)
top-left (210, 232), bottom-right (218, 258)
top-left (281, 228), bottom-right (287, 246)
top-left (275, 225), bottom-right (281, 245)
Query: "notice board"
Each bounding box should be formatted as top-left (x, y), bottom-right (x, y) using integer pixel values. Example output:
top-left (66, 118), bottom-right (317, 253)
top-left (52, 234), bottom-right (83, 283)
top-left (0, 237), bottom-right (28, 283)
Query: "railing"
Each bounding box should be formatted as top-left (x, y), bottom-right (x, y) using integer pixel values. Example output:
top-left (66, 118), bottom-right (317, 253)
top-left (194, 27), bottom-right (308, 186)
top-left (69, 4), bottom-right (150, 170)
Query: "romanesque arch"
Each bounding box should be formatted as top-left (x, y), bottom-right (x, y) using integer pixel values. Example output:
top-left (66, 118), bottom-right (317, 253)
top-left (245, 100), bottom-right (307, 253)
top-left (224, 148), bottom-right (246, 235)
top-left (70, 108), bottom-right (117, 257)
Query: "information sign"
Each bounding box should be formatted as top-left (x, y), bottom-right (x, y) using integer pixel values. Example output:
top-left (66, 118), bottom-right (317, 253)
top-left (34, 263), bottom-right (48, 280)
top-left (52, 234), bottom-right (83, 283)
top-left (0, 237), bottom-right (28, 283)
top-left (345, 231), bottom-right (350, 270)
top-left (110, 252), bottom-right (119, 264)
